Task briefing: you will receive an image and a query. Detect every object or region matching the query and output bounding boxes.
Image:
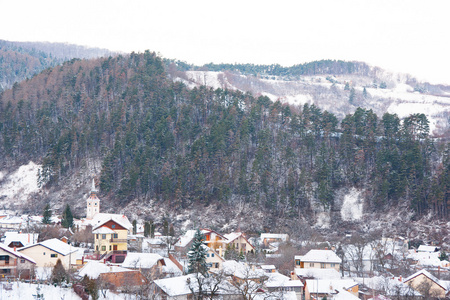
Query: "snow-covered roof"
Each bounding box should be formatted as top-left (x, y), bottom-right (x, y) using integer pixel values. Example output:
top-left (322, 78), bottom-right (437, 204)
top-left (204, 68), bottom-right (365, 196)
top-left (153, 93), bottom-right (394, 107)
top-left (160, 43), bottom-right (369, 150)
top-left (265, 272), bottom-right (303, 288)
top-left (403, 269), bottom-right (447, 290)
top-left (90, 213), bottom-right (132, 231)
top-left (301, 249), bottom-right (342, 264)
top-left (92, 226), bottom-right (116, 234)
top-left (153, 274), bottom-right (195, 296)
top-left (3, 232), bottom-right (38, 247)
top-left (305, 279), bottom-right (358, 294)
top-left (295, 267), bottom-right (341, 279)
top-left (356, 276), bottom-right (421, 297)
top-left (78, 261), bottom-right (133, 279)
top-left (175, 230), bottom-right (196, 248)
top-left (18, 238), bottom-right (77, 256)
top-left (417, 245), bottom-right (439, 252)
top-left (122, 252), bottom-right (165, 269)
top-left (162, 257), bottom-right (183, 276)
top-left (223, 232), bottom-right (254, 248)
top-left (407, 250), bottom-right (447, 267)
top-left (261, 264), bottom-right (276, 270)
top-left (222, 260), bottom-right (266, 279)
top-left (0, 243), bottom-right (36, 264)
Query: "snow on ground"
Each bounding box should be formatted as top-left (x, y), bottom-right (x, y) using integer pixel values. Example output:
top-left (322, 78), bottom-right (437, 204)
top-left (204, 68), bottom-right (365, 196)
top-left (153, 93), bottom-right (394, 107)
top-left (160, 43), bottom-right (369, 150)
top-left (0, 282), bottom-right (80, 300)
top-left (0, 161), bottom-right (41, 206)
top-left (341, 188), bottom-right (363, 221)
top-left (0, 281), bottom-right (136, 300)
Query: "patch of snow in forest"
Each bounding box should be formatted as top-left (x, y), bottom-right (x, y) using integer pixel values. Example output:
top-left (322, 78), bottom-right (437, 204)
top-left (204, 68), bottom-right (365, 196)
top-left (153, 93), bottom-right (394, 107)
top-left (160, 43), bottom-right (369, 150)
top-left (0, 161), bottom-right (41, 203)
top-left (185, 71), bottom-right (225, 89)
top-left (315, 212), bottom-right (330, 228)
top-left (341, 188), bottom-right (363, 221)
top-left (0, 171), bottom-right (4, 181)
top-left (279, 94), bottom-right (313, 106)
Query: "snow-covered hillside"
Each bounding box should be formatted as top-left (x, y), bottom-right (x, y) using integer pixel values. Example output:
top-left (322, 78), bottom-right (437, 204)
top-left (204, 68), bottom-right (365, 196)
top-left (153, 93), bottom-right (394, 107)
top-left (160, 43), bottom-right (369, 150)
top-left (0, 161), bottom-right (41, 211)
top-left (173, 70), bottom-right (450, 135)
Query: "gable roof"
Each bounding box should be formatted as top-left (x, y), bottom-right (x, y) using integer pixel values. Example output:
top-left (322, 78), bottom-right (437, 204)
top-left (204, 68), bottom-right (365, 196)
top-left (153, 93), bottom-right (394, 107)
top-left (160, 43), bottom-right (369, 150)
top-left (91, 213), bottom-right (132, 231)
top-left (403, 269), bottom-right (447, 291)
top-left (305, 279), bottom-right (358, 294)
top-left (223, 232), bottom-right (255, 249)
top-left (92, 226), bottom-right (116, 234)
top-left (0, 243), bottom-right (36, 264)
top-left (301, 249), bottom-right (342, 264)
top-left (153, 274), bottom-right (195, 296)
top-left (18, 238), bottom-right (77, 256)
top-left (122, 252), bottom-right (165, 269)
top-left (3, 232), bottom-right (38, 248)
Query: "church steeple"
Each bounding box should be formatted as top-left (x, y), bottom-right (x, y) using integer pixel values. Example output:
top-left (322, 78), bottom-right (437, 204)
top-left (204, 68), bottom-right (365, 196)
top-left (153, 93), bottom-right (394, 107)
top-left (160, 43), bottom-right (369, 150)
top-left (86, 178), bottom-right (100, 219)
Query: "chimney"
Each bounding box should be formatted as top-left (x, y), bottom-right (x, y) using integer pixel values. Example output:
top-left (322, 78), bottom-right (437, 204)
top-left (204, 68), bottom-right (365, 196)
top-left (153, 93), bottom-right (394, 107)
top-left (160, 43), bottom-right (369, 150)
top-left (14, 246), bottom-right (16, 252)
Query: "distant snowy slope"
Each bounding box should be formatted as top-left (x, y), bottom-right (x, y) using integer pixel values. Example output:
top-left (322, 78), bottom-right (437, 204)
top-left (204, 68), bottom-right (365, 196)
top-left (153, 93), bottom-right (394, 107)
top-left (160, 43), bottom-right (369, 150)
top-left (174, 70), bottom-right (450, 135)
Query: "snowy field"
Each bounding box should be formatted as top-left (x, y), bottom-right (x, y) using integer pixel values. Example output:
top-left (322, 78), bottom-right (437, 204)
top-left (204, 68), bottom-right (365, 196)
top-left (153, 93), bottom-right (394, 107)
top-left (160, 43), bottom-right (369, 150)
top-left (0, 281), bottom-right (136, 300)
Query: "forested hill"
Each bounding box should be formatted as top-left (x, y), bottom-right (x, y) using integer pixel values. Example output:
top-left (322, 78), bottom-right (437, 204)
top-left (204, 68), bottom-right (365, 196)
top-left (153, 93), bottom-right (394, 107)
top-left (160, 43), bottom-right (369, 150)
top-left (0, 51), bottom-right (449, 221)
top-left (0, 40), bottom-right (115, 91)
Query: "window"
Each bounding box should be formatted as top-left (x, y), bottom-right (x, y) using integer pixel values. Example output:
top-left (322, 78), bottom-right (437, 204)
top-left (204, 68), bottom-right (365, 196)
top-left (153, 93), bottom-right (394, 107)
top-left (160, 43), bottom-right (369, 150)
top-left (0, 256), bottom-right (9, 261)
top-left (43, 252), bottom-right (46, 256)
top-left (51, 254), bottom-right (58, 258)
top-left (96, 234), bottom-right (99, 239)
top-left (95, 203), bottom-right (97, 206)
top-left (330, 263), bottom-right (335, 267)
top-left (109, 245), bottom-right (112, 251)
top-left (296, 260), bottom-right (300, 265)
top-left (101, 246), bottom-right (106, 251)
top-left (96, 246), bottom-right (98, 251)
top-left (20, 259), bottom-right (25, 263)
top-left (112, 224), bottom-right (115, 228)
top-left (211, 253), bottom-right (214, 257)
top-left (102, 234), bottom-right (106, 239)
top-left (309, 263), bottom-right (314, 267)
top-left (206, 254), bottom-right (210, 257)
top-left (320, 263), bottom-right (326, 269)
top-left (113, 233), bottom-right (118, 238)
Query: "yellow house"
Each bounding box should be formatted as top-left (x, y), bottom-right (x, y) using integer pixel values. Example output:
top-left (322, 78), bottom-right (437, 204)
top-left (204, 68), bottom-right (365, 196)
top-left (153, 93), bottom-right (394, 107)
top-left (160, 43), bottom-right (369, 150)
top-left (403, 269), bottom-right (448, 298)
top-left (92, 214), bottom-right (132, 264)
top-left (18, 238), bottom-right (77, 269)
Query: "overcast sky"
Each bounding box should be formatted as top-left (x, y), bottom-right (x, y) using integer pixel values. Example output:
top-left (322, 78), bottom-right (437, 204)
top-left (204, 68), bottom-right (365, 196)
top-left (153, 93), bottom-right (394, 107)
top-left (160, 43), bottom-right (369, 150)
top-left (1, 0), bottom-right (449, 84)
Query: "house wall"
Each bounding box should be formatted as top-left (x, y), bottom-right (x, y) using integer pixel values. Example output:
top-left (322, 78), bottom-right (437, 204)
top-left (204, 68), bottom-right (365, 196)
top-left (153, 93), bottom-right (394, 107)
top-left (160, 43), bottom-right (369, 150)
top-left (206, 251), bottom-right (223, 271)
top-left (406, 274), bottom-right (446, 298)
top-left (0, 248), bottom-right (35, 278)
top-left (302, 262), bottom-right (340, 271)
top-left (229, 236), bottom-right (255, 254)
top-left (94, 228), bottom-right (128, 253)
top-left (19, 245), bottom-right (75, 269)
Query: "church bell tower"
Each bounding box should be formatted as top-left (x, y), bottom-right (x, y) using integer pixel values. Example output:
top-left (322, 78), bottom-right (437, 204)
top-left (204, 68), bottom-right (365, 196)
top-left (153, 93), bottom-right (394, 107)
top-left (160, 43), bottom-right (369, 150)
top-left (86, 178), bottom-right (100, 219)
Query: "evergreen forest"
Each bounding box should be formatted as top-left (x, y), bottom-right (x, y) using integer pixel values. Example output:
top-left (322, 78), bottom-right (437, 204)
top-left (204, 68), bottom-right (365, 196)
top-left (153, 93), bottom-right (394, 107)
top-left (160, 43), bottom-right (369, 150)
top-left (0, 51), bottom-right (449, 219)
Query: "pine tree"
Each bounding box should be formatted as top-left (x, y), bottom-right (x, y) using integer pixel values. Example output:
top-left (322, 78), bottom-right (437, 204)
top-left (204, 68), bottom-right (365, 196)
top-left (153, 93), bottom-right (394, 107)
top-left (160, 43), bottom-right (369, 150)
top-left (144, 221), bottom-right (150, 237)
top-left (51, 259), bottom-right (68, 285)
top-left (187, 229), bottom-right (208, 275)
top-left (61, 204), bottom-right (73, 228)
top-left (132, 220), bottom-right (137, 235)
top-left (42, 204), bottom-right (52, 224)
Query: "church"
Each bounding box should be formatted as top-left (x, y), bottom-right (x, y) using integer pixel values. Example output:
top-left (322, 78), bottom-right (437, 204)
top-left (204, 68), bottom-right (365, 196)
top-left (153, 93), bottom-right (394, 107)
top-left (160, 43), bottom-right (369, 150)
top-left (75, 179), bottom-right (132, 261)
